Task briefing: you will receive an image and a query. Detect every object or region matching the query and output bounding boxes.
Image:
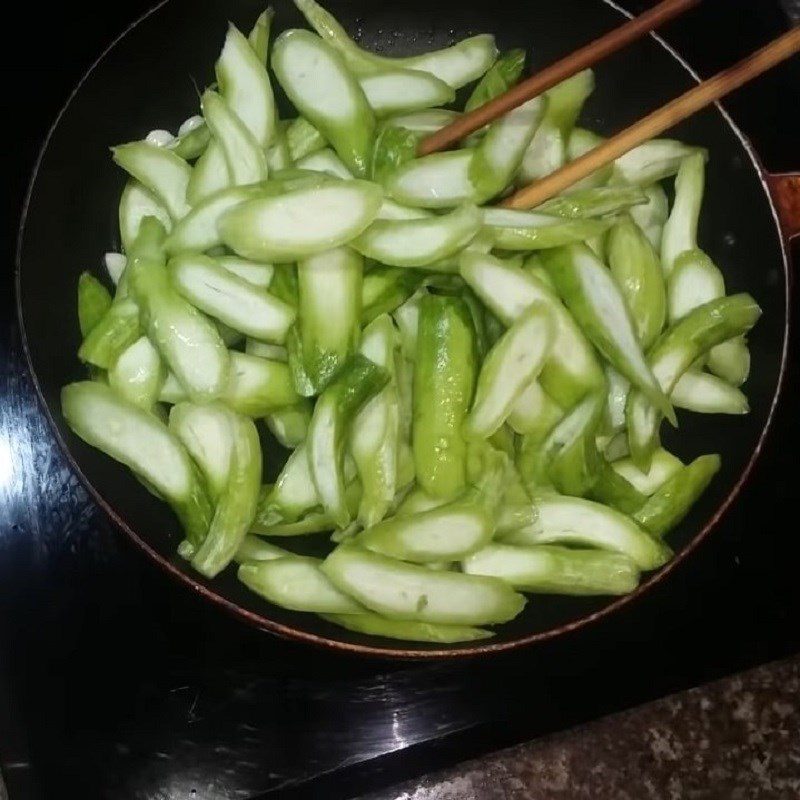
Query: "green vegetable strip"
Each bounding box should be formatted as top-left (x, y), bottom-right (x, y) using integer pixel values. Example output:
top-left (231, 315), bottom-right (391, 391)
top-left (395, 486), bottom-right (449, 517)
top-left (247, 8), bottom-right (274, 64)
top-left (465, 438), bottom-right (510, 511)
top-left (219, 258), bottom-right (274, 289)
top-left (223, 352), bottom-right (300, 417)
top-left (518, 118), bottom-right (565, 183)
top-left (387, 150), bottom-right (478, 209)
top-left (169, 402), bottom-right (234, 501)
top-left (607, 216), bottom-right (667, 350)
top-left (661, 153), bottom-right (706, 275)
top-left (294, 0), bottom-right (498, 89)
top-left (186, 142), bottom-right (232, 205)
top-left (633, 454), bottom-right (721, 538)
top-left (258, 443), bottom-right (321, 525)
top-left (508, 380), bottom-right (563, 437)
top-left (266, 401), bottom-right (313, 448)
top-left (159, 372), bottom-right (187, 404)
top-left (538, 185), bottom-right (647, 219)
top-left (361, 266), bottom-right (423, 324)
top-left (78, 273), bottom-right (112, 337)
top-left (216, 22), bottom-right (276, 149)
top-left (545, 69), bottom-right (595, 136)
top-left (465, 49), bottom-right (526, 112)
top-left (262, 169), bottom-right (332, 192)
top-left (541, 391), bottom-right (604, 497)
top-left (307, 355), bottom-right (389, 527)
top-left (465, 304), bottom-right (555, 439)
top-left (285, 117), bottom-right (327, 162)
top-left (165, 184), bottom-right (263, 256)
top-left (219, 180), bottom-right (383, 263)
top-left (393, 289), bottom-right (424, 360)
top-left (463, 544), bottom-right (640, 595)
top-left (239, 557), bottom-right (364, 613)
top-left (118, 180), bottom-right (172, 254)
top-left (297, 148), bottom-right (353, 179)
top-left (603, 366), bottom-right (630, 434)
top-left (169, 254), bottom-right (295, 344)
top-left (350, 315), bottom-right (401, 528)
top-left (707, 338), bottom-right (751, 387)
top-left (611, 448), bottom-right (684, 496)
top-left (460, 289), bottom-right (492, 360)
top-left (386, 109), bottom-right (460, 134)
top-left (496, 496), bottom-right (537, 535)
top-left (267, 123), bottom-right (294, 171)
top-left (352, 205), bottom-right (481, 268)
top-left (291, 247), bottom-right (363, 395)
top-left (191, 413), bottom-right (262, 576)
top-left (630, 184), bottom-right (670, 251)
top-left (130, 255), bottom-right (230, 402)
top-left (612, 140), bottom-right (706, 186)
top-left (370, 125), bottom-right (419, 184)
top-left (626, 294), bottom-right (761, 469)
top-left (201, 89), bottom-right (269, 186)
top-left (320, 612), bottom-right (492, 643)
top-left (235, 535), bottom-right (290, 564)
top-left (601, 431), bottom-right (629, 462)
top-left (272, 29), bottom-right (376, 177)
top-left (503, 494), bottom-right (670, 571)
top-left (359, 69), bottom-right (455, 117)
top-left (667, 249), bottom-right (725, 324)
top-left (565, 128), bottom-right (612, 191)
top-left (543, 243), bottom-right (674, 423)
top-left (322, 545), bottom-right (525, 626)
top-left (517, 70), bottom-right (593, 184)
top-left (112, 142), bottom-right (191, 220)
top-left (267, 265), bottom-right (299, 307)
top-left (482, 207), bottom-right (612, 251)
top-left (62, 382), bottom-right (212, 546)
top-left (169, 118), bottom-right (211, 161)
top-left (252, 482), bottom-right (361, 536)
top-left (356, 490), bottom-right (494, 563)
top-left (588, 459), bottom-right (647, 514)
top-left (78, 217), bottom-right (167, 369)
top-left (108, 335), bottom-right (165, 410)
top-left (427, 231), bottom-right (495, 274)
top-left (253, 513), bottom-right (334, 537)
top-left (460, 253), bottom-right (605, 409)
top-left (671, 371), bottom-right (749, 415)
top-left (667, 249), bottom-right (750, 386)
top-left (469, 97), bottom-right (545, 201)
top-left (413, 295), bottom-right (478, 500)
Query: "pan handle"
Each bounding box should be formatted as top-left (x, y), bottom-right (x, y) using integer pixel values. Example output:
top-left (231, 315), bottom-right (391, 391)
top-left (766, 172), bottom-right (800, 241)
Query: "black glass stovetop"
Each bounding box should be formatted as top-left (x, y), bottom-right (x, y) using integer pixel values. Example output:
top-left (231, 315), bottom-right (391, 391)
top-left (2, 1), bottom-right (799, 798)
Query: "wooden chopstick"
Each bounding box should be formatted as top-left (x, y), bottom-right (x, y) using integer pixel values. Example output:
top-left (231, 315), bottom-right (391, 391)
top-left (417, 0), bottom-right (700, 156)
top-left (503, 25), bottom-right (800, 209)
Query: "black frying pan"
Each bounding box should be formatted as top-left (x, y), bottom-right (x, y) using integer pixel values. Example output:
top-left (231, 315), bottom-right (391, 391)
top-left (16, 0), bottom-right (795, 658)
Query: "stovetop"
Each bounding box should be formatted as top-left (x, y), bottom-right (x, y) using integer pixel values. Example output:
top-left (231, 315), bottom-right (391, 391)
top-left (2, 1), bottom-right (799, 798)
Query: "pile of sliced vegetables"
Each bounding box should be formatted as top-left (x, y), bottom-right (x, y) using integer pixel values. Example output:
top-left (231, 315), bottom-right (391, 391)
top-left (64, 0), bottom-right (761, 645)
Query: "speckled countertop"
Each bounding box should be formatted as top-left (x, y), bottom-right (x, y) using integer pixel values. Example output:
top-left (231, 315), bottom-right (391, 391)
top-left (362, 655), bottom-right (800, 800)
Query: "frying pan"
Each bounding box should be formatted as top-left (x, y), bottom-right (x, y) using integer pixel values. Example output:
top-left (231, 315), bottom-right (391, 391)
top-left (16, 0), bottom-right (796, 658)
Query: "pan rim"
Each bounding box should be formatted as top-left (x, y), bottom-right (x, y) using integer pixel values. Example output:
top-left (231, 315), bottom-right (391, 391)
top-left (15, 0), bottom-right (792, 660)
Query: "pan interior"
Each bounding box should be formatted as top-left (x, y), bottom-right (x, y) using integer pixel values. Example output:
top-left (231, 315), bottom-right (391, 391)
top-left (17, 0), bottom-right (788, 656)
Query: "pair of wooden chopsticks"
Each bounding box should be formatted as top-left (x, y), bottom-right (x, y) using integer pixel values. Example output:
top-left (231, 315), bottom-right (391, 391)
top-left (417, 0), bottom-right (800, 209)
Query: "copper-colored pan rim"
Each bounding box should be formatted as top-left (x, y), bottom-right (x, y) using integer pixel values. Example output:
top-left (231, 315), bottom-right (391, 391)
top-left (15, 0), bottom-right (792, 660)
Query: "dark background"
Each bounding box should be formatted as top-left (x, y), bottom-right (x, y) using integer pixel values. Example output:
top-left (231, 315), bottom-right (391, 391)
top-left (2, 1), bottom-right (799, 798)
